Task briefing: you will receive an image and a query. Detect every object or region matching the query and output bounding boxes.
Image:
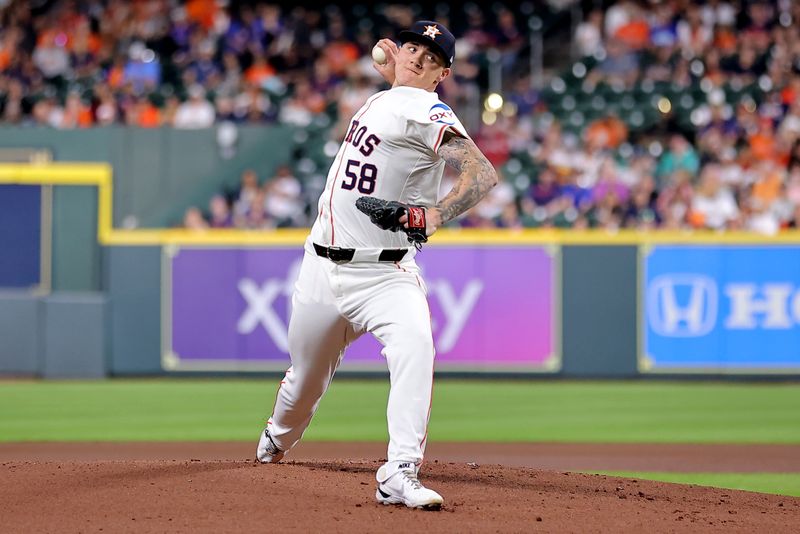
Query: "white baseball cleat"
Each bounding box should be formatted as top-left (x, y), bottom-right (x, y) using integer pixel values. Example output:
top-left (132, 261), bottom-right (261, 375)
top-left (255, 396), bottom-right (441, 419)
top-left (255, 428), bottom-right (285, 463)
top-left (375, 461), bottom-right (443, 510)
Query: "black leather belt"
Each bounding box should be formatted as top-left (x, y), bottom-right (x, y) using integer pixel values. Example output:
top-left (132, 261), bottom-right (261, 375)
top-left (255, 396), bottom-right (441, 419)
top-left (313, 243), bottom-right (407, 263)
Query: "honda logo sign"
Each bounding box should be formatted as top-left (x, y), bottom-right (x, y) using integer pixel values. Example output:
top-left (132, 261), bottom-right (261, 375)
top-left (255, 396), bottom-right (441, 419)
top-left (647, 275), bottom-right (718, 337)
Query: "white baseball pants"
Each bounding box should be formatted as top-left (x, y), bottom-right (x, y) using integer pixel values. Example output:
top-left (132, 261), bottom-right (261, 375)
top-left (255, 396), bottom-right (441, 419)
top-left (266, 250), bottom-right (435, 464)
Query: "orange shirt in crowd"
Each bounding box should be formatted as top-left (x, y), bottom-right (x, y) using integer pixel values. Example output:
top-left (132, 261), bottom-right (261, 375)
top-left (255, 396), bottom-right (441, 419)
top-left (68, 32), bottom-right (102, 55)
top-left (781, 84), bottom-right (799, 106)
top-left (585, 116), bottom-right (628, 149)
top-left (107, 64), bottom-right (125, 88)
top-left (748, 127), bottom-right (789, 166)
top-left (0, 48), bottom-right (11, 70)
top-left (186, 0), bottom-right (217, 30)
top-left (751, 170), bottom-right (782, 205)
top-left (77, 106), bottom-right (94, 127)
top-left (615, 20), bottom-right (650, 49)
top-left (323, 41), bottom-right (360, 76)
top-left (686, 210), bottom-right (706, 228)
top-left (245, 63), bottom-right (276, 86)
top-left (713, 28), bottom-right (737, 53)
top-left (136, 102), bottom-right (161, 128)
top-left (35, 28), bottom-right (60, 47)
top-left (749, 131), bottom-right (775, 162)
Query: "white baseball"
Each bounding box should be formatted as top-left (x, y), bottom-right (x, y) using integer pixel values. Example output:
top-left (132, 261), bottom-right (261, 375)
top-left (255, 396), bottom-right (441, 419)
top-left (372, 46), bottom-right (387, 65)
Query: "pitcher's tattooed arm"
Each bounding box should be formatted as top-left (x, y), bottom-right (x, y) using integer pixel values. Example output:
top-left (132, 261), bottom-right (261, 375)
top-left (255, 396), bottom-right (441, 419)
top-left (434, 132), bottom-right (498, 224)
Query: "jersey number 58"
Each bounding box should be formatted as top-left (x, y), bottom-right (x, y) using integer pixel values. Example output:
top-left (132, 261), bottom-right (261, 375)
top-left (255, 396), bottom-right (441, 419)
top-left (341, 159), bottom-right (377, 195)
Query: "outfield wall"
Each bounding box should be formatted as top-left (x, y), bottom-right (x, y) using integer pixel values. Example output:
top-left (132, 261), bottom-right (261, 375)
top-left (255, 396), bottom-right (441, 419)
top-left (4, 240), bottom-right (800, 378)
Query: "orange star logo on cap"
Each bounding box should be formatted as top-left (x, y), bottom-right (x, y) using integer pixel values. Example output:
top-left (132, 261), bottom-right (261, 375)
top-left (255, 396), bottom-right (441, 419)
top-left (423, 25), bottom-right (442, 39)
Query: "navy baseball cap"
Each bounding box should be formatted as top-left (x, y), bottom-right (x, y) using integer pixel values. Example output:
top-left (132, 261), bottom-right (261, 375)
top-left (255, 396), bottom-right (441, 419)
top-left (398, 20), bottom-right (456, 67)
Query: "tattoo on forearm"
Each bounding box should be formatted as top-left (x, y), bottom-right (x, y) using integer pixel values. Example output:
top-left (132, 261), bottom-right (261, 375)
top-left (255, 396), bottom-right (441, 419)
top-left (435, 136), bottom-right (498, 223)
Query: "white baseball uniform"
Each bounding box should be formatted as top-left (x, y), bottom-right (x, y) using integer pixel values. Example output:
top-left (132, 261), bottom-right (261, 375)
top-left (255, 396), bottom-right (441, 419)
top-left (265, 85), bottom-right (468, 466)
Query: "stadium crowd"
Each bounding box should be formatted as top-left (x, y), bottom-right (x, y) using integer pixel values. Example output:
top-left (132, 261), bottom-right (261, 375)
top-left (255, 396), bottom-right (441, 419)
top-left (2, 0), bottom-right (800, 233)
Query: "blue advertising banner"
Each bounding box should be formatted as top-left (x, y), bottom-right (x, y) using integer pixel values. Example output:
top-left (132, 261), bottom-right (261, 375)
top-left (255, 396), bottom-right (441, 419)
top-left (642, 246), bottom-right (800, 371)
top-left (0, 185), bottom-right (41, 288)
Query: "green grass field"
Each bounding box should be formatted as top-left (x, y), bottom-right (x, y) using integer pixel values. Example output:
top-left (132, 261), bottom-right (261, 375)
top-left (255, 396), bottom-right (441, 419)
top-left (591, 472), bottom-right (800, 498)
top-left (1, 379), bottom-right (798, 496)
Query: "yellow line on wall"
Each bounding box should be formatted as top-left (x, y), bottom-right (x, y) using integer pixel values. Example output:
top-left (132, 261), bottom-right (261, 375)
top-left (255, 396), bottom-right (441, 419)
top-left (3, 162), bottom-right (800, 246)
top-left (0, 162), bottom-right (115, 245)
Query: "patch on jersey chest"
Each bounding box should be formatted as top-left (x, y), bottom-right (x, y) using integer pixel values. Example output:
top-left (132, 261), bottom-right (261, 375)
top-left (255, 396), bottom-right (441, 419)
top-left (429, 103), bottom-right (455, 125)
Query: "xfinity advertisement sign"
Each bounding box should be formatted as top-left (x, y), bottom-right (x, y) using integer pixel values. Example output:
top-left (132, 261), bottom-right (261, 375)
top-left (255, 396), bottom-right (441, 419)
top-left (165, 246), bottom-right (557, 372)
top-left (643, 246), bottom-right (800, 372)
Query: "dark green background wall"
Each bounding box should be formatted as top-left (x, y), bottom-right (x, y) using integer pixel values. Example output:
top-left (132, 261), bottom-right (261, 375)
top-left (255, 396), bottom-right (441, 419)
top-left (0, 125), bottom-right (295, 228)
top-left (561, 246), bottom-right (639, 377)
top-left (0, 126), bottom-right (295, 291)
top-left (107, 247), bottom-right (161, 374)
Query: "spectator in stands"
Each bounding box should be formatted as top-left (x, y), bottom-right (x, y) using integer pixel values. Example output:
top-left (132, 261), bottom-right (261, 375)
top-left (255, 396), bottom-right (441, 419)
top-left (209, 194), bottom-right (234, 228)
top-left (574, 9), bottom-right (604, 58)
top-left (623, 175), bottom-right (660, 229)
top-left (655, 134), bottom-right (700, 184)
top-left (126, 95), bottom-right (161, 128)
top-left (245, 52), bottom-right (276, 87)
top-left (787, 200), bottom-right (800, 228)
top-left (592, 158), bottom-right (630, 206)
top-left (702, 0), bottom-right (737, 29)
top-left (611, 1), bottom-right (649, 51)
top-left (591, 37), bottom-right (640, 88)
top-left (584, 114), bottom-right (628, 150)
top-left (263, 165), bottom-right (305, 227)
top-left (32, 30), bottom-right (69, 81)
top-left (529, 165), bottom-right (562, 208)
top-left (474, 171), bottom-right (516, 223)
top-left (492, 7), bottom-right (525, 73)
top-left (657, 170), bottom-right (694, 229)
top-left (242, 188), bottom-right (273, 229)
top-left (689, 165), bottom-right (739, 230)
top-left (183, 206), bottom-right (209, 230)
top-left (586, 185), bottom-right (626, 229)
top-left (333, 71), bottom-right (374, 140)
top-left (496, 203), bottom-right (523, 229)
top-left (457, 206), bottom-right (496, 229)
top-left (124, 42), bottom-right (162, 93)
top-left (233, 168), bottom-right (261, 225)
top-left (676, 5), bottom-right (712, 57)
top-left (786, 163), bottom-right (800, 208)
top-left (94, 85), bottom-right (119, 126)
top-left (173, 84), bottom-right (215, 128)
top-left (233, 81), bottom-right (272, 123)
top-left (649, 2), bottom-right (679, 50)
top-left (60, 91), bottom-right (92, 129)
top-left (160, 95), bottom-right (181, 126)
top-left (1, 78), bottom-right (24, 123)
top-left (217, 51), bottom-right (243, 97)
top-left (215, 93), bottom-right (236, 122)
top-left (321, 14), bottom-right (359, 78)
top-left (279, 79), bottom-right (324, 127)
top-left (474, 118), bottom-right (511, 168)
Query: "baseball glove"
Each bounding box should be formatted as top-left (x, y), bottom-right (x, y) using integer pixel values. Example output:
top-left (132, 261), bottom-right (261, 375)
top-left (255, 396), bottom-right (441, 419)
top-left (355, 196), bottom-right (428, 248)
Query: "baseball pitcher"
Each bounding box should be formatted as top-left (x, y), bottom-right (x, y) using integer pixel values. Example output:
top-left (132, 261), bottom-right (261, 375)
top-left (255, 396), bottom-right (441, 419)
top-left (256, 20), bottom-right (498, 510)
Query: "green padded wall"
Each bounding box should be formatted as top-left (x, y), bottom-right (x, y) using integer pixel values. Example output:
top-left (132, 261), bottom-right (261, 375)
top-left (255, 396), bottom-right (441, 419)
top-left (561, 246), bottom-right (639, 377)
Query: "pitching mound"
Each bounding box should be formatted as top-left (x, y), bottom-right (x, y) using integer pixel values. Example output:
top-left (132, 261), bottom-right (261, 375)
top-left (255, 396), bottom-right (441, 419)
top-left (2, 443), bottom-right (799, 532)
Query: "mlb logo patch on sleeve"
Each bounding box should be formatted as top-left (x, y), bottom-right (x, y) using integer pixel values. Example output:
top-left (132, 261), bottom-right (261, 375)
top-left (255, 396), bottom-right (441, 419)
top-left (428, 103), bottom-right (455, 125)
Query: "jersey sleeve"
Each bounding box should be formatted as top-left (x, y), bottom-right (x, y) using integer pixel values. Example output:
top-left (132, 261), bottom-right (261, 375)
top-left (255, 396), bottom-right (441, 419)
top-left (405, 97), bottom-right (470, 154)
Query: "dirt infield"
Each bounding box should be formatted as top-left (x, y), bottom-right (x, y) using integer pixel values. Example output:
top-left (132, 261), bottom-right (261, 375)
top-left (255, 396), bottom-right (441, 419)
top-left (2, 442), bottom-right (799, 533)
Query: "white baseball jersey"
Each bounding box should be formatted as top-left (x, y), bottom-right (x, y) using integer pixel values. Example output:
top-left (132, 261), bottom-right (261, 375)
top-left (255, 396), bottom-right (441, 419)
top-left (308, 85), bottom-right (469, 250)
